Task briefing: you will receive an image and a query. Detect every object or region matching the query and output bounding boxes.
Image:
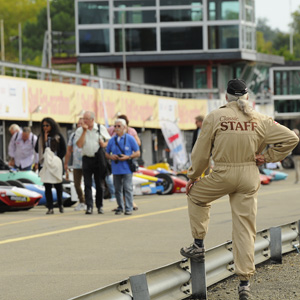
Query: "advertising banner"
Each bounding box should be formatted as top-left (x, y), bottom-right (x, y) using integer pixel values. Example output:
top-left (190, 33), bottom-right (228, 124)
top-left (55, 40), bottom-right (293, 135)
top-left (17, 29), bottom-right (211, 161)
top-left (158, 99), bottom-right (188, 170)
top-left (0, 78), bottom-right (28, 119)
top-left (0, 76), bottom-right (208, 130)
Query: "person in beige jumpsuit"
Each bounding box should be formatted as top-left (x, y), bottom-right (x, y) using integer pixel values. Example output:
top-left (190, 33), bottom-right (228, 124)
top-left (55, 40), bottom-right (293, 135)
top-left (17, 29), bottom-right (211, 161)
top-left (180, 79), bottom-right (299, 300)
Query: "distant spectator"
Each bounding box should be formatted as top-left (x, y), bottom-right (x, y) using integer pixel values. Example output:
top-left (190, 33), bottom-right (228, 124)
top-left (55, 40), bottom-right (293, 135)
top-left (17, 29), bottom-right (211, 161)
top-left (191, 115), bottom-right (204, 151)
top-left (75, 111), bottom-right (111, 215)
top-left (108, 114), bottom-right (140, 210)
top-left (35, 117), bottom-right (66, 214)
top-left (8, 127), bottom-right (38, 171)
top-left (8, 124), bottom-right (21, 167)
top-left (106, 119), bottom-right (140, 215)
top-left (108, 114), bottom-right (141, 146)
top-left (64, 118), bottom-right (86, 211)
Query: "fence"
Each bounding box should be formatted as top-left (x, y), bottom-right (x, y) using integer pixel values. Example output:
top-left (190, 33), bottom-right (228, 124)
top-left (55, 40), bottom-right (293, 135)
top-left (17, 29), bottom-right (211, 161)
top-left (0, 61), bottom-right (219, 100)
top-left (68, 220), bottom-right (299, 300)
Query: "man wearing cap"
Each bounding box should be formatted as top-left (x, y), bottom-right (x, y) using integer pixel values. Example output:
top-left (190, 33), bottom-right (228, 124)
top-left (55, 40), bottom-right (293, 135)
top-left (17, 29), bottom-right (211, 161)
top-left (180, 79), bottom-right (299, 300)
top-left (105, 119), bottom-right (140, 215)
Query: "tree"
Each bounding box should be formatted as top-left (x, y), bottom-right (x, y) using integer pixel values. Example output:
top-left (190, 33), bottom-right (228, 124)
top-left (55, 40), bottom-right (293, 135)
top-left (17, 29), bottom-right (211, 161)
top-left (0, 0), bottom-right (46, 62)
top-left (256, 17), bottom-right (296, 61)
top-left (22, 0), bottom-right (75, 66)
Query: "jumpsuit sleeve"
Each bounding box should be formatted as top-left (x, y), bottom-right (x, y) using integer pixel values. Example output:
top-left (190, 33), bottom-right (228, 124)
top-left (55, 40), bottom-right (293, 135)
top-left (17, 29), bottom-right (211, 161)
top-left (187, 114), bottom-right (214, 180)
top-left (262, 118), bottom-right (299, 163)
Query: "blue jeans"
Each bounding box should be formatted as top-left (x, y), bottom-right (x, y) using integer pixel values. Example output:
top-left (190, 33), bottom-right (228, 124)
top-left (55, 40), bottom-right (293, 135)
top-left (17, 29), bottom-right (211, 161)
top-left (105, 174), bottom-right (115, 198)
top-left (113, 173), bottom-right (133, 212)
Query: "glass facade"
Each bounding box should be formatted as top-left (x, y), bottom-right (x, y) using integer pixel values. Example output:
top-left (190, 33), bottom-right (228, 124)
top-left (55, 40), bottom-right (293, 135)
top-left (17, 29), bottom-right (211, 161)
top-left (78, 1), bottom-right (109, 24)
top-left (208, 25), bottom-right (239, 49)
top-left (161, 27), bottom-right (203, 50)
top-left (208, 0), bottom-right (239, 20)
top-left (76, 0), bottom-right (255, 55)
top-left (274, 70), bottom-right (300, 95)
top-left (114, 10), bottom-right (156, 23)
top-left (79, 29), bottom-right (110, 53)
top-left (115, 28), bottom-right (156, 52)
top-left (114, 0), bottom-right (155, 7)
top-left (160, 8), bottom-right (202, 22)
top-left (160, 0), bottom-right (202, 5)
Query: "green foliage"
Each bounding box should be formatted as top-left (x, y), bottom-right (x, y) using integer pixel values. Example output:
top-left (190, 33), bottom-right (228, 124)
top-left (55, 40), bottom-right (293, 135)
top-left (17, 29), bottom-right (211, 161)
top-left (0, 0), bottom-right (75, 66)
top-left (256, 17), bottom-right (297, 61)
top-left (0, 0), bottom-right (46, 61)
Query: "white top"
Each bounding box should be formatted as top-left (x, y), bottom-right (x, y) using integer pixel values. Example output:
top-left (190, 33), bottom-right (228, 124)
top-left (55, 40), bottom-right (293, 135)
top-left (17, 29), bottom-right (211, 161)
top-left (74, 123), bottom-right (110, 157)
top-left (9, 131), bottom-right (39, 168)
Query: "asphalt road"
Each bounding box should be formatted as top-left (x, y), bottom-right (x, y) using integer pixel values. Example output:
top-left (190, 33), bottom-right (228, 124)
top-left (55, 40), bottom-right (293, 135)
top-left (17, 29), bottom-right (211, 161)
top-left (0, 169), bottom-right (299, 300)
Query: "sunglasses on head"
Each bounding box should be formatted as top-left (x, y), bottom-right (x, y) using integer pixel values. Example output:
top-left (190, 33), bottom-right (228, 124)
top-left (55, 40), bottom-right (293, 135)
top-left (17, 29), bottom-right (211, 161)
top-left (114, 125), bottom-right (121, 128)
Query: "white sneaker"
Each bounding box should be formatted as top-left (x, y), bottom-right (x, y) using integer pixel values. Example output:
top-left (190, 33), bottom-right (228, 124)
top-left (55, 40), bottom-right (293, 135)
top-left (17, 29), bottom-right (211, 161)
top-left (74, 203), bottom-right (86, 211)
top-left (109, 197), bottom-right (116, 202)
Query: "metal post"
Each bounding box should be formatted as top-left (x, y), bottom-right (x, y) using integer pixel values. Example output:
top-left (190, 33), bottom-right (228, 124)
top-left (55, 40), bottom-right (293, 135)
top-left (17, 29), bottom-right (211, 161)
top-left (18, 23), bottom-right (22, 64)
top-left (18, 23), bottom-right (22, 77)
top-left (290, 0), bottom-right (294, 55)
top-left (298, 220), bottom-right (300, 243)
top-left (47, 0), bottom-right (52, 69)
top-left (121, 12), bottom-right (127, 82)
top-left (191, 260), bottom-right (207, 299)
top-left (270, 227), bottom-right (282, 264)
top-left (129, 274), bottom-right (150, 300)
top-left (1, 19), bottom-right (5, 75)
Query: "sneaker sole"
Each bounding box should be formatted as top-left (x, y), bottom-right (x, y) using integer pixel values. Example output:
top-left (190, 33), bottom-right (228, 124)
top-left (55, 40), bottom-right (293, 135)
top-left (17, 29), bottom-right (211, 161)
top-left (180, 249), bottom-right (205, 262)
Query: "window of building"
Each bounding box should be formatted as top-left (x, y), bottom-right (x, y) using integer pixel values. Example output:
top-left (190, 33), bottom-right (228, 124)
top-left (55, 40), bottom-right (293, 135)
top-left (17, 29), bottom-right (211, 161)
top-left (212, 66), bottom-right (218, 88)
top-left (208, 25), bottom-right (239, 49)
top-left (195, 66), bottom-right (207, 88)
top-left (115, 28), bottom-right (156, 52)
top-left (274, 70), bottom-right (300, 95)
top-left (160, 0), bottom-right (202, 5)
top-left (78, 1), bottom-right (109, 24)
top-left (114, 0), bottom-right (155, 7)
top-left (275, 100), bottom-right (300, 113)
top-left (245, 26), bottom-right (254, 50)
top-left (79, 29), bottom-right (110, 53)
top-left (161, 27), bottom-right (203, 50)
top-left (208, 0), bottom-right (239, 20)
top-left (160, 7), bottom-right (202, 22)
top-left (114, 10), bottom-right (156, 23)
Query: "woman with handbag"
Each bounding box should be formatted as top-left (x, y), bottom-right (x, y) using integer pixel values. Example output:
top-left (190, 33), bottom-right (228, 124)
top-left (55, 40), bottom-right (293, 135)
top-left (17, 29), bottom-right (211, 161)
top-left (105, 119), bottom-right (140, 215)
top-left (35, 117), bottom-right (66, 214)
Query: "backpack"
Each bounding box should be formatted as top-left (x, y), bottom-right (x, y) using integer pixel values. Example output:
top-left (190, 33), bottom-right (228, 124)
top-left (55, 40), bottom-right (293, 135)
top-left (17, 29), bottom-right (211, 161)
top-left (15, 131), bottom-right (35, 147)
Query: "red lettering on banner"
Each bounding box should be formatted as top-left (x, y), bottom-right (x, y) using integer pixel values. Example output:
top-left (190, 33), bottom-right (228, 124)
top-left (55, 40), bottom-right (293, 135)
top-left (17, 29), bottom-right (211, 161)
top-left (168, 133), bottom-right (179, 143)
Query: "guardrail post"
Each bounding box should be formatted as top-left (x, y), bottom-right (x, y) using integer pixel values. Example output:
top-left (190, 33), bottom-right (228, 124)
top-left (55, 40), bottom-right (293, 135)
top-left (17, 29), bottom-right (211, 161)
top-left (129, 273), bottom-right (150, 300)
top-left (191, 260), bottom-right (207, 299)
top-left (270, 227), bottom-right (282, 264)
top-left (298, 220), bottom-right (300, 242)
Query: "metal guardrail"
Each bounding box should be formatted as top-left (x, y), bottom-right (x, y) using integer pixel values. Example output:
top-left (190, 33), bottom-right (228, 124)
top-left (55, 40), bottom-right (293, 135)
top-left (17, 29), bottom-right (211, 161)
top-left (68, 220), bottom-right (299, 300)
top-left (0, 61), bottom-right (219, 100)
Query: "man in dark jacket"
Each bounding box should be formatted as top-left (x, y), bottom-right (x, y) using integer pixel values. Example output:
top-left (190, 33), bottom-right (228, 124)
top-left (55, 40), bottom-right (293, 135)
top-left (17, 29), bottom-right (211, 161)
top-left (191, 115), bottom-right (204, 151)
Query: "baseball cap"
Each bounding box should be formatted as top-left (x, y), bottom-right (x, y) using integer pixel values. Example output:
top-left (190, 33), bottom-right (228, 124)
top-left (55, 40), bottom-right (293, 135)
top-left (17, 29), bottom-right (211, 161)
top-left (227, 79), bottom-right (248, 96)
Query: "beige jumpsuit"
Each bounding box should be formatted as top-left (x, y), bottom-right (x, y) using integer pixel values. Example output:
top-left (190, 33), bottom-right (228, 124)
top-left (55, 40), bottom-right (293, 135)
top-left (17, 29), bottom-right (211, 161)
top-left (187, 101), bottom-right (299, 281)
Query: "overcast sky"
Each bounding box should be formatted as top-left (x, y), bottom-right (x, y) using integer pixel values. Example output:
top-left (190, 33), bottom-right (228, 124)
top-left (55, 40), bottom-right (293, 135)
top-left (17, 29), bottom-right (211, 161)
top-left (255, 0), bottom-right (300, 32)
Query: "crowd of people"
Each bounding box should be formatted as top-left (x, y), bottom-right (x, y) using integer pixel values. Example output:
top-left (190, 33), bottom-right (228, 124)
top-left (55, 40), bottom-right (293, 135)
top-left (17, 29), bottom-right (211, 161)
top-left (5, 79), bottom-right (300, 300)
top-left (7, 112), bottom-right (140, 216)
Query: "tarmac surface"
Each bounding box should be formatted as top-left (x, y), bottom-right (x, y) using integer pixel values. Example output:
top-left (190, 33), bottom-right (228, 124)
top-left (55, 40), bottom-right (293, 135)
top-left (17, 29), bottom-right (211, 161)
top-left (0, 168), bottom-right (299, 300)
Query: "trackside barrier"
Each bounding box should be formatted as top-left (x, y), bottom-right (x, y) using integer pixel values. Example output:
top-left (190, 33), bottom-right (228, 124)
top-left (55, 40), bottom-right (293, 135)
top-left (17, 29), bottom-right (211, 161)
top-left (0, 61), bottom-right (219, 100)
top-left (68, 221), bottom-right (299, 300)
